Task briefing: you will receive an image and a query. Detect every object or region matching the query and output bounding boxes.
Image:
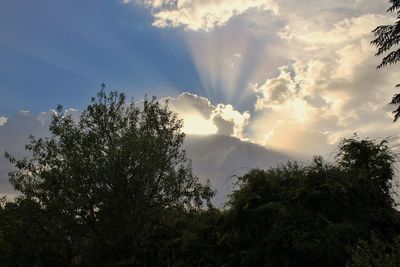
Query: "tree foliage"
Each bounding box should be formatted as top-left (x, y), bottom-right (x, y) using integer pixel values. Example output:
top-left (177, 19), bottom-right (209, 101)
top-left (347, 233), bottom-right (400, 267)
top-left (372, 0), bottom-right (400, 121)
top-left (222, 137), bottom-right (400, 267)
top-left (1, 88), bottom-right (213, 266)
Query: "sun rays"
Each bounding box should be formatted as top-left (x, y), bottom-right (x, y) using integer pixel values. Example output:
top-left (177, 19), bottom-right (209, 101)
top-left (184, 28), bottom-right (255, 104)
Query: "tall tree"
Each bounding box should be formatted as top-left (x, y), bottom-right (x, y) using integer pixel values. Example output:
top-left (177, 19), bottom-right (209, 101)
top-left (3, 88), bottom-right (213, 266)
top-left (372, 0), bottom-right (400, 121)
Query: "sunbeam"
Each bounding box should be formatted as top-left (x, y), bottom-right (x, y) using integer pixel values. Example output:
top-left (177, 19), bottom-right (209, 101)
top-left (184, 28), bottom-right (256, 105)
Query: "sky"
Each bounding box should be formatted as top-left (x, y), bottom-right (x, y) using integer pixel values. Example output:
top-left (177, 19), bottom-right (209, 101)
top-left (1, 0), bottom-right (400, 200)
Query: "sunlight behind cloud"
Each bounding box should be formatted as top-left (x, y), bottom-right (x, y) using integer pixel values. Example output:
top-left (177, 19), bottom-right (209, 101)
top-left (0, 116), bottom-right (7, 126)
top-left (163, 93), bottom-right (250, 138)
top-left (212, 103), bottom-right (250, 138)
top-left (291, 99), bottom-right (309, 123)
top-left (181, 113), bottom-right (218, 135)
top-left (126, 0), bottom-right (281, 107)
top-left (185, 29), bottom-right (255, 103)
top-left (126, 0), bottom-right (400, 156)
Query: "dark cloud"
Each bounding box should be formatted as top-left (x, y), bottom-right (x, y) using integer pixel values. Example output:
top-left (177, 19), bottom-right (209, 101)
top-left (213, 115), bottom-right (235, 136)
top-left (185, 134), bottom-right (293, 206)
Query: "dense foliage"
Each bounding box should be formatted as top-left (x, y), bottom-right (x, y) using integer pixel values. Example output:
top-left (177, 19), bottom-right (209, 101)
top-left (222, 138), bottom-right (400, 267)
top-left (347, 233), bottom-right (400, 267)
top-left (1, 89), bottom-right (213, 266)
top-left (1, 90), bottom-right (400, 266)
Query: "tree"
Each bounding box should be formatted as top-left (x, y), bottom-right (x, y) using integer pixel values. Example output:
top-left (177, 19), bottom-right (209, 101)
top-left (223, 137), bottom-right (400, 267)
top-left (347, 233), bottom-right (400, 267)
top-left (336, 137), bottom-right (396, 206)
top-left (0, 198), bottom-right (70, 266)
top-left (3, 88), bottom-right (213, 266)
top-left (372, 0), bottom-right (400, 121)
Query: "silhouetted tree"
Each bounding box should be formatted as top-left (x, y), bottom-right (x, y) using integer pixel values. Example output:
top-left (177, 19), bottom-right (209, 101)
top-left (372, 0), bottom-right (400, 121)
top-left (223, 137), bottom-right (400, 267)
top-left (336, 137), bottom-right (396, 206)
top-left (0, 197), bottom-right (69, 266)
top-left (347, 233), bottom-right (400, 267)
top-left (2, 88), bottom-right (213, 266)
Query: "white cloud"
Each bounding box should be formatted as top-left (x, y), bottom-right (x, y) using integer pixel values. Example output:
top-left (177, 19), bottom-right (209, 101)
top-left (157, 5), bottom-right (400, 156)
top-left (163, 92), bottom-right (250, 138)
top-left (128, 0), bottom-right (279, 31)
top-left (136, 1), bottom-right (400, 157)
top-left (252, 66), bottom-right (296, 109)
top-left (279, 15), bottom-right (392, 47)
top-left (212, 104), bottom-right (250, 138)
top-left (245, 8), bottom-right (400, 156)
top-left (0, 116), bottom-right (7, 126)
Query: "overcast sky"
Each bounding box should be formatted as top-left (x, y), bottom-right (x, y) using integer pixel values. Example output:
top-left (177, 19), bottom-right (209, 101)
top-left (1, 0), bottom-right (400, 198)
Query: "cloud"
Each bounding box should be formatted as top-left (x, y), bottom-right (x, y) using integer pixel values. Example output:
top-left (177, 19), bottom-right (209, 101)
top-left (185, 134), bottom-right (292, 205)
top-left (279, 14), bottom-right (392, 47)
top-left (164, 92), bottom-right (214, 118)
top-left (252, 66), bottom-right (296, 109)
top-left (212, 104), bottom-right (250, 138)
top-left (163, 92), bottom-right (250, 138)
top-left (245, 9), bottom-right (400, 155)
top-left (128, 0), bottom-right (279, 31)
top-left (0, 116), bottom-right (7, 126)
top-left (118, 1), bottom-right (400, 158)
top-left (0, 111), bottom-right (52, 197)
top-left (212, 115), bottom-right (235, 136)
top-left (160, 4), bottom-right (400, 158)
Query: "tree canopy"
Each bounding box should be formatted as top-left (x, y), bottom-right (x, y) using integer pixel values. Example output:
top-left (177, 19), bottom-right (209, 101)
top-left (1, 88), bottom-right (213, 266)
top-left (220, 137), bottom-right (400, 267)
